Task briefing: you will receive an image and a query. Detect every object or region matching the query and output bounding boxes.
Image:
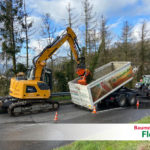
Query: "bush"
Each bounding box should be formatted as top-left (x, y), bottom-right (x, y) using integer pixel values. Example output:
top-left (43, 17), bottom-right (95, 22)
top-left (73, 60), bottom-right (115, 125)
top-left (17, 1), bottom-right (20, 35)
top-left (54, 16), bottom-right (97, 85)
top-left (0, 77), bottom-right (10, 96)
top-left (54, 71), bottom-right (68, 92)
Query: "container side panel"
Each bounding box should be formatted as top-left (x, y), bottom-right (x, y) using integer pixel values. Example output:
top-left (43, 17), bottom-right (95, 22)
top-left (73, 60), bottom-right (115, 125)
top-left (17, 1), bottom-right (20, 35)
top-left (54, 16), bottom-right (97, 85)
top-left (93, 63), bottom-right (114, 80)
top-left (91, 66), bottom-right (133, 102)
top-left (68, 83), bottom-right (92, 109)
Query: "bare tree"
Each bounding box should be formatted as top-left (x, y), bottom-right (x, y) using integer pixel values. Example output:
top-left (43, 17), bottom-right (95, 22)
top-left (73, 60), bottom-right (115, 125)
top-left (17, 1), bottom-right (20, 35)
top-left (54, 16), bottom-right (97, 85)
top-left (22, 0), bottom-right (33, 68)
top-left (89, 28), bottom-right (99, 53)
top-left (66, 3), bottom-right (78, 28)
top-left (99, 15), bottom-right (111, 64)
top-left (41, 13), bottom-right (56, 71)
top-left (138, 21), bottom-right (148, 77)
top-left (0, 51), bottom-right (10, 73)
top-left (65, 2), bottom-right (78, 79)
top-left (120, 21), bottom-right (132, 61)
top-left (0, 39), bottom-right (9, 72)
top-left (41, 13), bottom-right (55, 43)
top-left (82, 0), bottom-right (96, 59)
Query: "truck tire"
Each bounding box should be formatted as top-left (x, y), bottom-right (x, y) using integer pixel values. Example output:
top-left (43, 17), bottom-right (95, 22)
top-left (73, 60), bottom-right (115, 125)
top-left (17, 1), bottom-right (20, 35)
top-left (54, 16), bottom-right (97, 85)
top-left (127, 94), bottom-right (136, 106)
top-left (117, 94), bottom-right (126, 107)
top-left (141, 86), bottom-right (148, 97)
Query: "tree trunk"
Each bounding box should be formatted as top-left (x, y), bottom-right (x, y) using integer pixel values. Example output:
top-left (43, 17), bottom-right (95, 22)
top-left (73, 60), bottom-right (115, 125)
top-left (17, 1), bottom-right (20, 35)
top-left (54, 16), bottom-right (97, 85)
top-left (10, 0), bottom-right (16, 73)
top-left (24, 0), bottom-right (29, 68)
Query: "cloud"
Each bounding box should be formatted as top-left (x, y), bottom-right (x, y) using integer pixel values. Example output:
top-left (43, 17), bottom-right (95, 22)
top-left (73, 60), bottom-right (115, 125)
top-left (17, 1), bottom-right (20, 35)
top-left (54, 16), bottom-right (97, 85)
top-left (16, 53), bottom-right (34, 65)
top-left (93, 0), bottom-right (138, 16)
top-left (109, 18), bottom-right (124, 29)
top-left (29, 35), bottom-right (70, 58)
top-left (26, 0), bottom-right (81, 23)
top-left (132, 20), bottom-right (150, 41)
top-left (27, 15), bottom-right (43, 38)
top-left (133, 0), bottom-right (150, 16)
top-left (26, 0), bottom-right (140, 25)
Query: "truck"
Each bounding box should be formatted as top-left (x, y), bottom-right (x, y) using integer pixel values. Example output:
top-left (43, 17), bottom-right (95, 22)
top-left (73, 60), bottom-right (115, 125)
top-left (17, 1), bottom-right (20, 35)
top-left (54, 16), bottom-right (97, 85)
top-left (135, 75), bottom-right (150, 97)
top-left (68, 61), bottom-right (137, 110)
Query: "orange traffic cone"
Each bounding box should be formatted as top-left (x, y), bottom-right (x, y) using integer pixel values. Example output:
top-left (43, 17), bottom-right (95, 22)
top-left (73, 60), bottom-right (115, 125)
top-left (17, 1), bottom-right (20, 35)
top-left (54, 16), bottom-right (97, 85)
top-left (136, 100), bottom-right (139, 109)
top-left (92, 106), bottom-right (96, 114)
top-left (54, 112), bottom-right (58, 121)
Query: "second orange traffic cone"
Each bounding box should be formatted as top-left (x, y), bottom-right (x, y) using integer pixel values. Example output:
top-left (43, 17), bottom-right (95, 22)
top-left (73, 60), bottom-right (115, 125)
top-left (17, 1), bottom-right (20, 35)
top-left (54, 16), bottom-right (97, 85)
top-left (54, 112), bottom-right (58, 121)
top-left (92, 106), bottom-right (97, 114)
top-left (136, 100), bottom-right (139, 109)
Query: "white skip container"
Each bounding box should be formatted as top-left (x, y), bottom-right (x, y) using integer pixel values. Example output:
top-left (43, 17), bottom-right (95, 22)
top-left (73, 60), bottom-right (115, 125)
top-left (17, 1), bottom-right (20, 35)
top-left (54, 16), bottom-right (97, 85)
top-left (68, 61), bottom-right (135, 110)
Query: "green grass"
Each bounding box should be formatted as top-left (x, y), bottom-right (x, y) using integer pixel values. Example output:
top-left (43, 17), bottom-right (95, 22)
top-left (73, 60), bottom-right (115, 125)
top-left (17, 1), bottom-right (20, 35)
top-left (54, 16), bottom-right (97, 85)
top-left (51, 96), bottom-right (71, 101)
top-left (55, 141), bottom-right (150, 150)
top-left (55, 116), bottom-right (150, 150)
top-left (134, 116), bottom-right (150, 123)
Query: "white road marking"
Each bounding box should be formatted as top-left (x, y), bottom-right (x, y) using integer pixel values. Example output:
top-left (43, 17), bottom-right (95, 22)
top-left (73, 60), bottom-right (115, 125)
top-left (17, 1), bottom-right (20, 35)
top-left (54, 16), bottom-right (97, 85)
top-left (97, 107), bottom-right (127, 113)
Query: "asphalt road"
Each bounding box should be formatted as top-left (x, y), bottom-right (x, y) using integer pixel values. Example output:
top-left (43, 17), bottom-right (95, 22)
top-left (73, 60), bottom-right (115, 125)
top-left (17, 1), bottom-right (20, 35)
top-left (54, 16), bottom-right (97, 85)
top-left (1, 98), bottom-right (150, 150)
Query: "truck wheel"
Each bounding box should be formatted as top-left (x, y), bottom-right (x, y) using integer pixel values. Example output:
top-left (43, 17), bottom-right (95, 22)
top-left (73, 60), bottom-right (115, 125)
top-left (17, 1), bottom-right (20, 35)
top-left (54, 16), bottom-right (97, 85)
top-left (127, 94), bottom-right (136, 106)
top-left (142, 86), bottom-right (148, 97)
top-left (117, 94), bottom-right (126, 107)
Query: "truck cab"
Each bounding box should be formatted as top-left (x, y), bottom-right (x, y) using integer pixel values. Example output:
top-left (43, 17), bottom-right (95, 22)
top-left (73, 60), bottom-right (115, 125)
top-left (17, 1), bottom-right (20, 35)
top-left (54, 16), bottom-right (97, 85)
top-left (135, 75), bottom-right (150, 97)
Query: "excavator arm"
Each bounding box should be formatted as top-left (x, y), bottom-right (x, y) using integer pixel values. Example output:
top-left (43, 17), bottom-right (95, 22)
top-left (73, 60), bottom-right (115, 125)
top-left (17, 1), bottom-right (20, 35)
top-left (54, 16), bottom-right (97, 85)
top-left (32, 27), bottom-right (86, 82)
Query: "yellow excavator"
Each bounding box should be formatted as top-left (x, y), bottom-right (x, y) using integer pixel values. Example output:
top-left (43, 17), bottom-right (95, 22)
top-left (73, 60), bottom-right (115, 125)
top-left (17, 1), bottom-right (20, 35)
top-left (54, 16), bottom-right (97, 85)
top-left (0, 27), bottom-right (91, 116)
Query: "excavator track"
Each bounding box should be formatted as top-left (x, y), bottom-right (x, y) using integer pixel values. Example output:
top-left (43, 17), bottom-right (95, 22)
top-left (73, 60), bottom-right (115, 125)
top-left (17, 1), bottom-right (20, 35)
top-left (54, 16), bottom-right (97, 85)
top-left (8, 101), bottom-right (59, 116)
top-left (0, 97), bottom-right (59, 116)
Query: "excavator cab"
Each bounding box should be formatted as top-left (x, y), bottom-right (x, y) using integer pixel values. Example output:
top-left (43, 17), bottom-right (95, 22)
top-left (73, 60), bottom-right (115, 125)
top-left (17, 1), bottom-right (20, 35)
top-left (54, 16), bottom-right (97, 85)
top-left (27, 67), bottom-right (52, 90)
top-left (41, 68), bottom-right (52, 90)
top-left (9, 67), bottom-right (51, 99)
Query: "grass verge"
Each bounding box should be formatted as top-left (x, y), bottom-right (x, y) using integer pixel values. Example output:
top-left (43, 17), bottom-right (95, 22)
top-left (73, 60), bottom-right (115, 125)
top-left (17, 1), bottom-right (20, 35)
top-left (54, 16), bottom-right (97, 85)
top-left (55, 116), bottom-right (150, 150)
top-left (55, 141), bottom-right (150, 150)
top-left (134, 116), bottom-right (150, 123)
top-left (51, 96), bottom-right (71, 101)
